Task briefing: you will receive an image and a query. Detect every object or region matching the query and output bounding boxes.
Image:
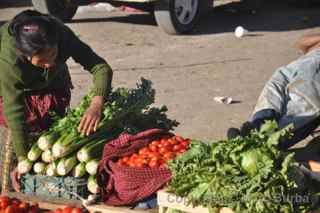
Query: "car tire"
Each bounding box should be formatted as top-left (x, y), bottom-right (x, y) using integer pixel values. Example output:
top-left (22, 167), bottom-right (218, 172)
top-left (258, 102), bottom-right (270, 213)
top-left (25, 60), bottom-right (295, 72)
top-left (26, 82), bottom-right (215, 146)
top-left (154, 0), bottom-right (213, 35)
top-left (32, 0), bottom-right (78, 22)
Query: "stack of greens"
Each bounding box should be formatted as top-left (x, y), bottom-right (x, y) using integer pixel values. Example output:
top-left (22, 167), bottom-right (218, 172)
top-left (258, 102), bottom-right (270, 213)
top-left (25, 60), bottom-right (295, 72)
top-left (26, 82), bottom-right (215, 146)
top-left (167, 121), bottom-right (320, 213)
top-left (18, 78), bottom-right (178, 194)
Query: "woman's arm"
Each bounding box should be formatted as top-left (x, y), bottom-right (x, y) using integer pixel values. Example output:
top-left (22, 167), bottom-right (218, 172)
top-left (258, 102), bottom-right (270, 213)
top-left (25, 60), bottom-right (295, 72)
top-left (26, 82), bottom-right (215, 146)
top-left (251, 68), bottom-right (290, 125)
top-left (62, 25), bottom-right (113, 135)
top-left (296, 34), bottom-right (320, 54)
top-left (63, 25), bottom-right (113, 99)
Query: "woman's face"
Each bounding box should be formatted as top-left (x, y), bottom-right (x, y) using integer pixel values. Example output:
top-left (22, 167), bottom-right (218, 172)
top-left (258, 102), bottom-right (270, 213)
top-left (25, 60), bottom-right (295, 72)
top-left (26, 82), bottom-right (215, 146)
top-left (29, 46), bottom-right (58, 69)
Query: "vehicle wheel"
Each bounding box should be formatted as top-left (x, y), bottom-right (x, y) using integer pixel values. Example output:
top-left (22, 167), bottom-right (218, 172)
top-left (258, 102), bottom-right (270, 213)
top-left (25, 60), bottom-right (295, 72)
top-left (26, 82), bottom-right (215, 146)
top-left (32, 0), bottom-right (78, 22)
top-left (154, 0), bottom-right (212, 35)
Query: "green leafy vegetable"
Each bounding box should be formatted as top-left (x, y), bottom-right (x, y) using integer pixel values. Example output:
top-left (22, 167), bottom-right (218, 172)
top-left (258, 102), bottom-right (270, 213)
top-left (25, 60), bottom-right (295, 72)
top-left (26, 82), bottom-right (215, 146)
top-left (168, 121), bottom-right (320, 213)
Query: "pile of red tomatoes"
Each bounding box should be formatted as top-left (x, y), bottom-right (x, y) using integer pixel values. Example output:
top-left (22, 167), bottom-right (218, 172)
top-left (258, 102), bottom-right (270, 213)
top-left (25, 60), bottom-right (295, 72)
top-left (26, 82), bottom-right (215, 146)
top-left (117, 135), bottom-right (190, 168)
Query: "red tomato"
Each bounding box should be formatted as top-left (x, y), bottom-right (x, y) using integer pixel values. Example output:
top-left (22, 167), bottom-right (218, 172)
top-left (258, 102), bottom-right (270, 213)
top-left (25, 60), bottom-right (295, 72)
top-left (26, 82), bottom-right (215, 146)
top-left (136, 157), bottom-right (148, 165)
top-left (163, 152), bottom-right (176, 160)
top-left (138, 157), bottom-right (149, 165)
top-left (172, 145), bottom-right (181, 152)
top-left (175, 136), bottom-right (184, 142)
top-left (159, 147), bottom-right (169, 155)
top-left (54, 208), bottom-right (63, 213)
top-left (128, 161), bottom-right (136, 168)
top-left (147, 152), bottom-right (159, 159)
top-left (4, 206), bottom-right (16, 213)
top-left (131, 153), bottom-right (139, 159)
top-left (149, 144), bottom-right (158, 152)
top-left (122, 156), bottom-right (130, 163)
top-left (180, 141), bottom-right (190, 148)
top-left (139, 147), bottom-right (150, 155)
top-left (168, 138), bottom-right (178, 145)
top-left (158, 158), bottom-right (166, 165)
top-left (162, 141), bottom-right (173, 151)
top-left (117, 160), bottom-right (126, 166)
top-left (150, 140), bottom-right (160, 147)
top-left (148, 160), bottom-right (160, 168)
top-left (0, 196), bottom-right (11, 210)
top-left (62, 207), bottom-right (74, 213)
top-left (160, 138), bottom-right (168, 144)
top-left (144, 158), bottom-right (150, 164)
top-left (71, 208), bottom-right (83, 213)
top-left (18, 202), bottom-right (30, 211)
top-left (150, 155), bottom-right (161, 162)
top-left (178, 144), bottom-right (187, 152)
top-left (139, 152), bottom-right (150, 159)
top-left (157, 143), bottom-right (164, 149)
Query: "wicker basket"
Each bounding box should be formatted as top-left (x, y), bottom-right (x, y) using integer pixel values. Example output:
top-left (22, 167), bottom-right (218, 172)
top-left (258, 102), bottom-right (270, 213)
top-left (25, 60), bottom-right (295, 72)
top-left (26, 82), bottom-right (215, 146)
top-left (0, 127), bottom-right (15, 194)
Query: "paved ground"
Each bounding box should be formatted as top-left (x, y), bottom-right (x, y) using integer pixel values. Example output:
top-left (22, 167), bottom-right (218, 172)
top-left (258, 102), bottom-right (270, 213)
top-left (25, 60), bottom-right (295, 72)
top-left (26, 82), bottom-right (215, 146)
top-left (1, 0), bottom-right (320, 143)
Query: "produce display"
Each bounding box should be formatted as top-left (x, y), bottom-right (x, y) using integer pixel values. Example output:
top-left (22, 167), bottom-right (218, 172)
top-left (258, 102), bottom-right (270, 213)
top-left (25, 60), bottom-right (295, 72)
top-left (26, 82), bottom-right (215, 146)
top-left (11, 78), bottom-right (320, 212)
top-left (167, 121), bottom-right (320, 213)
top-left (18, 78), bottom-right (178, 194)
top-left (0, 195), bottom-right (85, 213)
top-left (116, 136), bottom-right (190, 168)
top-left (0, 195), bottom-right (41, 213)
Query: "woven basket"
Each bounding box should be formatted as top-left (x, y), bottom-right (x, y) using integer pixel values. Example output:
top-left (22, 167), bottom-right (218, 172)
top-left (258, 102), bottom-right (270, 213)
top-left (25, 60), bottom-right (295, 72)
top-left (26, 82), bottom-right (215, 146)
top-left (0, 127), bottom-right (15, 194)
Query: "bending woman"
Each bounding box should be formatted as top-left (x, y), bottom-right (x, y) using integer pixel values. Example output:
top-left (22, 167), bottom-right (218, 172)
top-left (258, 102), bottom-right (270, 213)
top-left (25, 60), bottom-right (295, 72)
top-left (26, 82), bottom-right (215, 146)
top-left (0, 10), bottom-right (112, 189)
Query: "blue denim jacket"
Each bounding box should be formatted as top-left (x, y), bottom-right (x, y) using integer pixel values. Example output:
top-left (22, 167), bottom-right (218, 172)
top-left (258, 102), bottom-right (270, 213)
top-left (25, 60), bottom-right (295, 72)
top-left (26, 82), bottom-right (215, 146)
top-left (252, 48), bottom-right (320, 130)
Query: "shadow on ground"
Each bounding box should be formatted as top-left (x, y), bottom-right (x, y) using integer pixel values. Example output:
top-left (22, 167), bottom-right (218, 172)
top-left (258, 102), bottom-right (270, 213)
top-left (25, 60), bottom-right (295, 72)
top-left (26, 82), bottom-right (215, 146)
top-left (1, 0), bottom-right (320, 35)
top-left (69, 0), bottom-right (320, 35)
top-left (192, 0), bottom-right (320, 35)
top-left (71, 13), bottom-right (156, 26)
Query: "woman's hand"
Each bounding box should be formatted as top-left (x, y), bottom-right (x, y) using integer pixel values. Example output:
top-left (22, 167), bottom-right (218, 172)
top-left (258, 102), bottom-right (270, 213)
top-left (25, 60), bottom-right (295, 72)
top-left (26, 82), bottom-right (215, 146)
top-left (10, 167), bottom-right (21, 192)
top-left (78, 96), bottom-right (104, 136)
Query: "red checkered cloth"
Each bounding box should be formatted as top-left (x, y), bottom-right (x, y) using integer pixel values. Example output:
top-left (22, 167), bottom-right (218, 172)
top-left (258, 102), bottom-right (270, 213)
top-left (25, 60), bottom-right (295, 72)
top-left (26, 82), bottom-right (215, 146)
top-left (98, 129), bottom-right (172, 206)
top-left (0, 88), bottom-right (71, 132)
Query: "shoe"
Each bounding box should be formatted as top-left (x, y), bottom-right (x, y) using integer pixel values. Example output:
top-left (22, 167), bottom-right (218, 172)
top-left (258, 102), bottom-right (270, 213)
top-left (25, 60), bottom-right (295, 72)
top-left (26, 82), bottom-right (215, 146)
top-left (239, 121), bottom-right (255, 137)
top-left (227, 128), bottom-right (241, 140)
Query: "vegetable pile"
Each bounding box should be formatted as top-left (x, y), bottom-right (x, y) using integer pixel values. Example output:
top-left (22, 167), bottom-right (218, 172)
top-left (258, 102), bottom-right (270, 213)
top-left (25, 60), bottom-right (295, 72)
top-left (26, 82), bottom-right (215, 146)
top-left (18, 78), bottom-right (178, 195)
top-left (116, 135), bottom-right (190, 168)
top-left (0, 195), bottom-right (41, 213)
top-left (0, 195), bottom-right (85, 213)
top-left (167, 121), bottom-right (320, 213)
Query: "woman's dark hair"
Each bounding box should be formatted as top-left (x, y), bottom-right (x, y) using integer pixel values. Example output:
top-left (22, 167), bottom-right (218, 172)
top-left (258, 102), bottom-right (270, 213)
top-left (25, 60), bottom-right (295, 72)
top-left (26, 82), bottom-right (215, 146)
top-left (8, 10), bottom-right (59, 57)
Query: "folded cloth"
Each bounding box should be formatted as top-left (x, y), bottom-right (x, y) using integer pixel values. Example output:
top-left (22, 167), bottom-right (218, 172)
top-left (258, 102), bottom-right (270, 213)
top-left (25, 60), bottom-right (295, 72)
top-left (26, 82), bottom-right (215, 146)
top-left (98, 129), bottom-right (172, 206)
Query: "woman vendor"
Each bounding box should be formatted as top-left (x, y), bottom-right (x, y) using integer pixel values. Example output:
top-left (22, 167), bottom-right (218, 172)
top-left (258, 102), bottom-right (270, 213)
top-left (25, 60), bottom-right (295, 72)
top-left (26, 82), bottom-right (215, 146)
top-left (0, 10), bottom-right (113, 190)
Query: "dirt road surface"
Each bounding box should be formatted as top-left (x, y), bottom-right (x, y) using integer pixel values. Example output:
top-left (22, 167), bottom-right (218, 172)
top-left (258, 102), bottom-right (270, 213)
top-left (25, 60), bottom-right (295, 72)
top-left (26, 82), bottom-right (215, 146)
top-left (1, 0), bottom-right (320, 142)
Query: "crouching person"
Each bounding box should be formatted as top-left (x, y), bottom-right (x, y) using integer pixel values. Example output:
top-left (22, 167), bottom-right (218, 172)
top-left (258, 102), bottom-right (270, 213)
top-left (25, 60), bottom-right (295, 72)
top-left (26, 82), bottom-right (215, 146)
top-left (0, 10), bottom-right (113, 192)
top-left (228, 34), bottom-right (320, 172)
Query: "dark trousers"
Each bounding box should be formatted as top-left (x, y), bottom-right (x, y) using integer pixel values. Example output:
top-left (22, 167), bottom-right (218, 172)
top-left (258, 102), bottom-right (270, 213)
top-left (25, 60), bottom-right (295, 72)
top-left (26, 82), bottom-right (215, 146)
top-left (278, 116), bottom-right (320, 150)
